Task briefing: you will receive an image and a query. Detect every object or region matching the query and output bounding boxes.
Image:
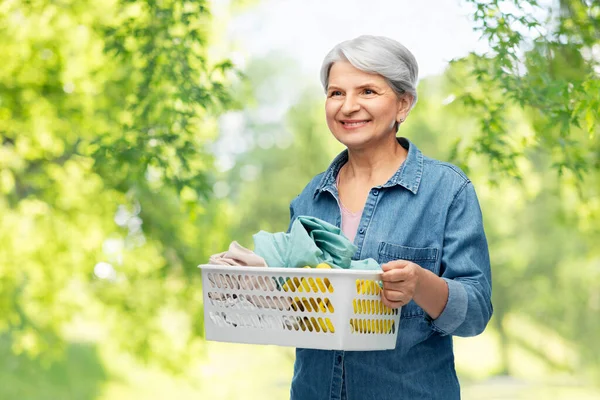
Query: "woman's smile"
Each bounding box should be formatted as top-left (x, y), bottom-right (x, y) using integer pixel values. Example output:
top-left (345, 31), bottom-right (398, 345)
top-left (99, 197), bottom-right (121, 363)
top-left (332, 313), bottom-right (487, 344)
top-left (339, 119), bottom-right (372, 129)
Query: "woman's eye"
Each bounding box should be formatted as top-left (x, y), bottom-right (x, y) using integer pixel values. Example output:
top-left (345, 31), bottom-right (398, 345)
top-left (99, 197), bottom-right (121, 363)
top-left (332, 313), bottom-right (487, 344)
top-left (363, 89), bottom-right (375, 95)
top-left (330, 91), bottom-right (343, 97)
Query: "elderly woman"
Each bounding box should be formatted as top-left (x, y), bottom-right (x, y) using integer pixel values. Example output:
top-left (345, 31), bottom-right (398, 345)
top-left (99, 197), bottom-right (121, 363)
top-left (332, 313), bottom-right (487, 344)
top-left (287, 35), bottom-right (492, 399)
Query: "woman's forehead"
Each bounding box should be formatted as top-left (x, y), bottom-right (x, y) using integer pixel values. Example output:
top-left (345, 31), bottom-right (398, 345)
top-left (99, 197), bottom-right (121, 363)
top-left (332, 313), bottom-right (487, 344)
top-left (328, 61), bottom-right (386, 88)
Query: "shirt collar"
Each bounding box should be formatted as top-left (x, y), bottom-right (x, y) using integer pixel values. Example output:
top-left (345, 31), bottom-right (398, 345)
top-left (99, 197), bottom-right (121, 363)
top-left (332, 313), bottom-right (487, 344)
top-left (314, 137), bottom-right (423, 198)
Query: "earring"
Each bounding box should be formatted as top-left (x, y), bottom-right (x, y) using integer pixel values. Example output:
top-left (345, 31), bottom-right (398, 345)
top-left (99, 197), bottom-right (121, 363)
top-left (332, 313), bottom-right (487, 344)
top-left (398, 118), bottom-right (405, 123)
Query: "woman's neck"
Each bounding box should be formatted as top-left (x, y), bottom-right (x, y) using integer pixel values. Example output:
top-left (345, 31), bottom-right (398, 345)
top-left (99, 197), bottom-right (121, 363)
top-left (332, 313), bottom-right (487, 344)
top-left (341, 135), bottom-right (407, 187)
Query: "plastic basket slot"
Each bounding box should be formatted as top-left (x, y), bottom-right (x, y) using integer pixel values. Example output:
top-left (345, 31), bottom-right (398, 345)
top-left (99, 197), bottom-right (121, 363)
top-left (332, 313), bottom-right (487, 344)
top-left (253, 314), bottom-right (263, 328)
top-left (283, 276), bottom-right (334, 294)
top-left (307, 277), bottom-right (318, 292)
top-left (209, 311), bottom-right (223, 327)
top-left (250, 294), bottom-right (259, 308)
top-left (239, 275), bottom-right (249, 291)
top-left (301, 278), bottom-right (311, 292)
top-left (212, 274), bottom-right (222, 289)
top-left (207, 273), bottom-right (216, 288)
top-left (269, 295), bottom-right (282, 310)
top-left (287, 296), bottom-right (333, 313)
top-left (278, 296), bottom-right (291, 311)
top-left (226, 274), bottom-right (235, 289)
top-left (326, 318), bottom-right (335, 333)
top-left (310, 317), bottom-right (320, 332)
top-left (230, 274), bottom-right (240, 290)
top-left (238, 294), bottom-right (251, 310)
top-left (207, 292), bottom-right (237, 309)
top-left (297, 316), bottom-right (307, 331)
top-left (237, 275), bottom-right (247, 290)
top-left (349, 318), bottom-right (396, 334)
top-left (267, 277), bottom-right (278, 291)
top-left (352, 299), bottom-right (393, 315)
top-left (212, 311), bottom-right (244, 328)
top-left (307, 316), bottom-right (317, 332)
top-left (311, 297), bottom-right (330, 313)
top-left (300, 316), bottom-right (319, 332)
top-left (315, 278), bottom-right (327, 293)
top-left (325, 298), bottom-right (335, 313)
top-left (316, 317), bottom-right (327, 332)
top-left (262, 276), bottom-right (272, 290)
top-left (276, 276), bottom-right (287, 291)
top-left (323, 278), bottom-right (334, 293)
top-left (294, 297), bottom-right (304, 312)
top-left (308, 298), bottom-right (319, 312)
top-left (282, 277), bottom-right (296, 293)
top-left (292, 277), bottom-right (302, 292)
top-left (225, 293), bottom-right (236, 308)
top-left (305, 316), bottom-right (315, 332)
top-left (301, 297), bottom-right (313, 312)
top-left (255, 295), bottom-right (267, 308)
top-left (207, 292), bottom-right (224, 306)
top-left (217, 274), bottom-right (227, 289)
top-left (221, 274), bottom-right (231, 289)
top-left (283, 315), bottom-right (299, 331)
top-left (252, 275), bottom-right (263, 290)
top-left (355, 279), bottom-right (383, 296)
top-left (256, 275), bottom-right (276, 291)
top-left (235, 313), bottom-right (247, 328)
top-left (264, 295), bottom-right (272, 309)
top-left (263, 314), bottom-right (279, 329)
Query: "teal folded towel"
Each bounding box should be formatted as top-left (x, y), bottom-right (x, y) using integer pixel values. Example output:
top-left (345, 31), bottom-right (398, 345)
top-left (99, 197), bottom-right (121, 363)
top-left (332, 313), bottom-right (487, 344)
top-left (253, 216), bottom-right (380, 271)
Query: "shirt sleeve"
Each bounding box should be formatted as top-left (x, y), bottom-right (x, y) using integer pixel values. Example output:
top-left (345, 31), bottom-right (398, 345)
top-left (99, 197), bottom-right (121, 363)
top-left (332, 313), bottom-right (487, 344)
top-left (287, 196), bottom-right (298, 234)
top-left (426, 181), bottom-right (493, 337)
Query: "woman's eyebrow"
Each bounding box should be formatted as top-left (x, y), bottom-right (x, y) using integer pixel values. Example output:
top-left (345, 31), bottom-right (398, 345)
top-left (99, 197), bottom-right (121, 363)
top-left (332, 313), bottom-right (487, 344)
top-left (328, 82), bottom-right (382, 91)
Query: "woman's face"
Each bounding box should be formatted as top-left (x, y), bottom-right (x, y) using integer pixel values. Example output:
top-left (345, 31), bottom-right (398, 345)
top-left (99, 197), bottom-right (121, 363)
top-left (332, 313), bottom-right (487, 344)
top-left (325, 61), bottom-right (410, 150)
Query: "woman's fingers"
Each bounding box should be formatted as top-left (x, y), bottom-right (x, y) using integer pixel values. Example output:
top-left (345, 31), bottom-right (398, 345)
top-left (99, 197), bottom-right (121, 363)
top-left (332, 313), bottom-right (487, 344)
top-left (381, 293), bottom-right (405, 309)
top-left (382, 288), bottom-right (409, 304)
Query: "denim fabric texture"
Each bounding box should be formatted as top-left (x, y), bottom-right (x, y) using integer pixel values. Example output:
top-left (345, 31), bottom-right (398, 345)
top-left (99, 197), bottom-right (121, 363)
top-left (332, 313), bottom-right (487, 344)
top-left (288, 137), bottom-right (493, 400)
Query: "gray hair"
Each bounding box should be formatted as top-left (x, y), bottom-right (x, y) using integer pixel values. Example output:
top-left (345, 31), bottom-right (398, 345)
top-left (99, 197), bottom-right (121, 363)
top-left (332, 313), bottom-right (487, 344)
top-left (320, 35), bottom-right (419, 108)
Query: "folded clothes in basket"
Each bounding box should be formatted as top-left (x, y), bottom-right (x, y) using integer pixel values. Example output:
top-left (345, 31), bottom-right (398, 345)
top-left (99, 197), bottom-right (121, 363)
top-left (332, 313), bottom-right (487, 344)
top-left (209, 241), bottom-right (268, 267)
top-left (253, 216), bottom-right (380, 270)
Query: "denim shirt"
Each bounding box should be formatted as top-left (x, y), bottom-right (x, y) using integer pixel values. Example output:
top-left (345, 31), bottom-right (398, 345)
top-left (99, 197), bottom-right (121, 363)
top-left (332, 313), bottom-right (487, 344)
top-left (288, 137), bottom-right (492, 400)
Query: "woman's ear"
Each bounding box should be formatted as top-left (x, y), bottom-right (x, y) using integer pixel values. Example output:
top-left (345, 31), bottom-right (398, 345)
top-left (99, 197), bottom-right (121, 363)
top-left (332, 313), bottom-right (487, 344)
top-left (396, 94), bottom-right (413, 123)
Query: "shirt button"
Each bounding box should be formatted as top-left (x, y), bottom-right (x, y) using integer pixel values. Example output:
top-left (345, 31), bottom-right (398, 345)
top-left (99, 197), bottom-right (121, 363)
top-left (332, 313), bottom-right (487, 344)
top-left (359, 228), bottom-right (365, 234)
top-left (337, 355), bottom-right (342, 364)
top-left (371, 189), bottom-right (379, 196)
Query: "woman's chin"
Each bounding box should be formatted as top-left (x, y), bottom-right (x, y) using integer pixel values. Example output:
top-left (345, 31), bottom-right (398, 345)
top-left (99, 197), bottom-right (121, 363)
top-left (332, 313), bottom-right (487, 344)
top-left (334, 130), bottom-right (366, 142)
top-left (334, 132), bottom-right (382, 150)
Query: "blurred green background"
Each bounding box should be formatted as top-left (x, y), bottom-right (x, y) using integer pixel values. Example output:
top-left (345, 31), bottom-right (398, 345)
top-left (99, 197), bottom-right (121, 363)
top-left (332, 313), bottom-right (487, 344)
top-left (1, 0), bottom-right (599, 399)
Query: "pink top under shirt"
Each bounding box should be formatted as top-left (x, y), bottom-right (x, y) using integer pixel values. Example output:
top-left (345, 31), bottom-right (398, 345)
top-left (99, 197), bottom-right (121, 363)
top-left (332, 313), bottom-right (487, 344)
top-left (336, 173), bottom-right (363, 244)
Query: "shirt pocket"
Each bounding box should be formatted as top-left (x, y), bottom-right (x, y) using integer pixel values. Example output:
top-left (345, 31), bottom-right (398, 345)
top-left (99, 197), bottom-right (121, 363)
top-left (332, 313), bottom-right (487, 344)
top-left (377, 242), bottom-right (439, 319)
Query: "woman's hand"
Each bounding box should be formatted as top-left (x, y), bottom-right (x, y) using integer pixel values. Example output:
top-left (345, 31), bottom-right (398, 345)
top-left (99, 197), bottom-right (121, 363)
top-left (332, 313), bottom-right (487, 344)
top-left (380, 260), bottom-right (423, 309)
top-left (380, 259), bottom-right (449, 318)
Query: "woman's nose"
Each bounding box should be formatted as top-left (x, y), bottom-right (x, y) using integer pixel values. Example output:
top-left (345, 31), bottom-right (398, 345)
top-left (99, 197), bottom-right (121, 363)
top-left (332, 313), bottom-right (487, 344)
top-left (341, 95), bottom-right (360, 114)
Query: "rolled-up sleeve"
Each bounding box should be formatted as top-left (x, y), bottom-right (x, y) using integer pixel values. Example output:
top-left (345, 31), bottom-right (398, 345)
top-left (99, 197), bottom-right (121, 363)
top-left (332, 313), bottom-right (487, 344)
top-left (427, 181), bottom-right (493, 337)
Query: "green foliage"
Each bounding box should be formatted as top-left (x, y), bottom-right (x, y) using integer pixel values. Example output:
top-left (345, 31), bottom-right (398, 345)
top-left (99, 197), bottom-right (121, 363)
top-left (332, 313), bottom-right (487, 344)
top-left (0, 0), bottom-right (233, 369)
top-left (459, 0), bottom-right (599, 180)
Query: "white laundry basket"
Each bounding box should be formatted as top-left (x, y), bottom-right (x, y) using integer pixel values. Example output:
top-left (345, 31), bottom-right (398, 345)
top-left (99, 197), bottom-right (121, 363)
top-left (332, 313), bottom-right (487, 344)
top-left (198, 264), bottom-right (401, 351)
